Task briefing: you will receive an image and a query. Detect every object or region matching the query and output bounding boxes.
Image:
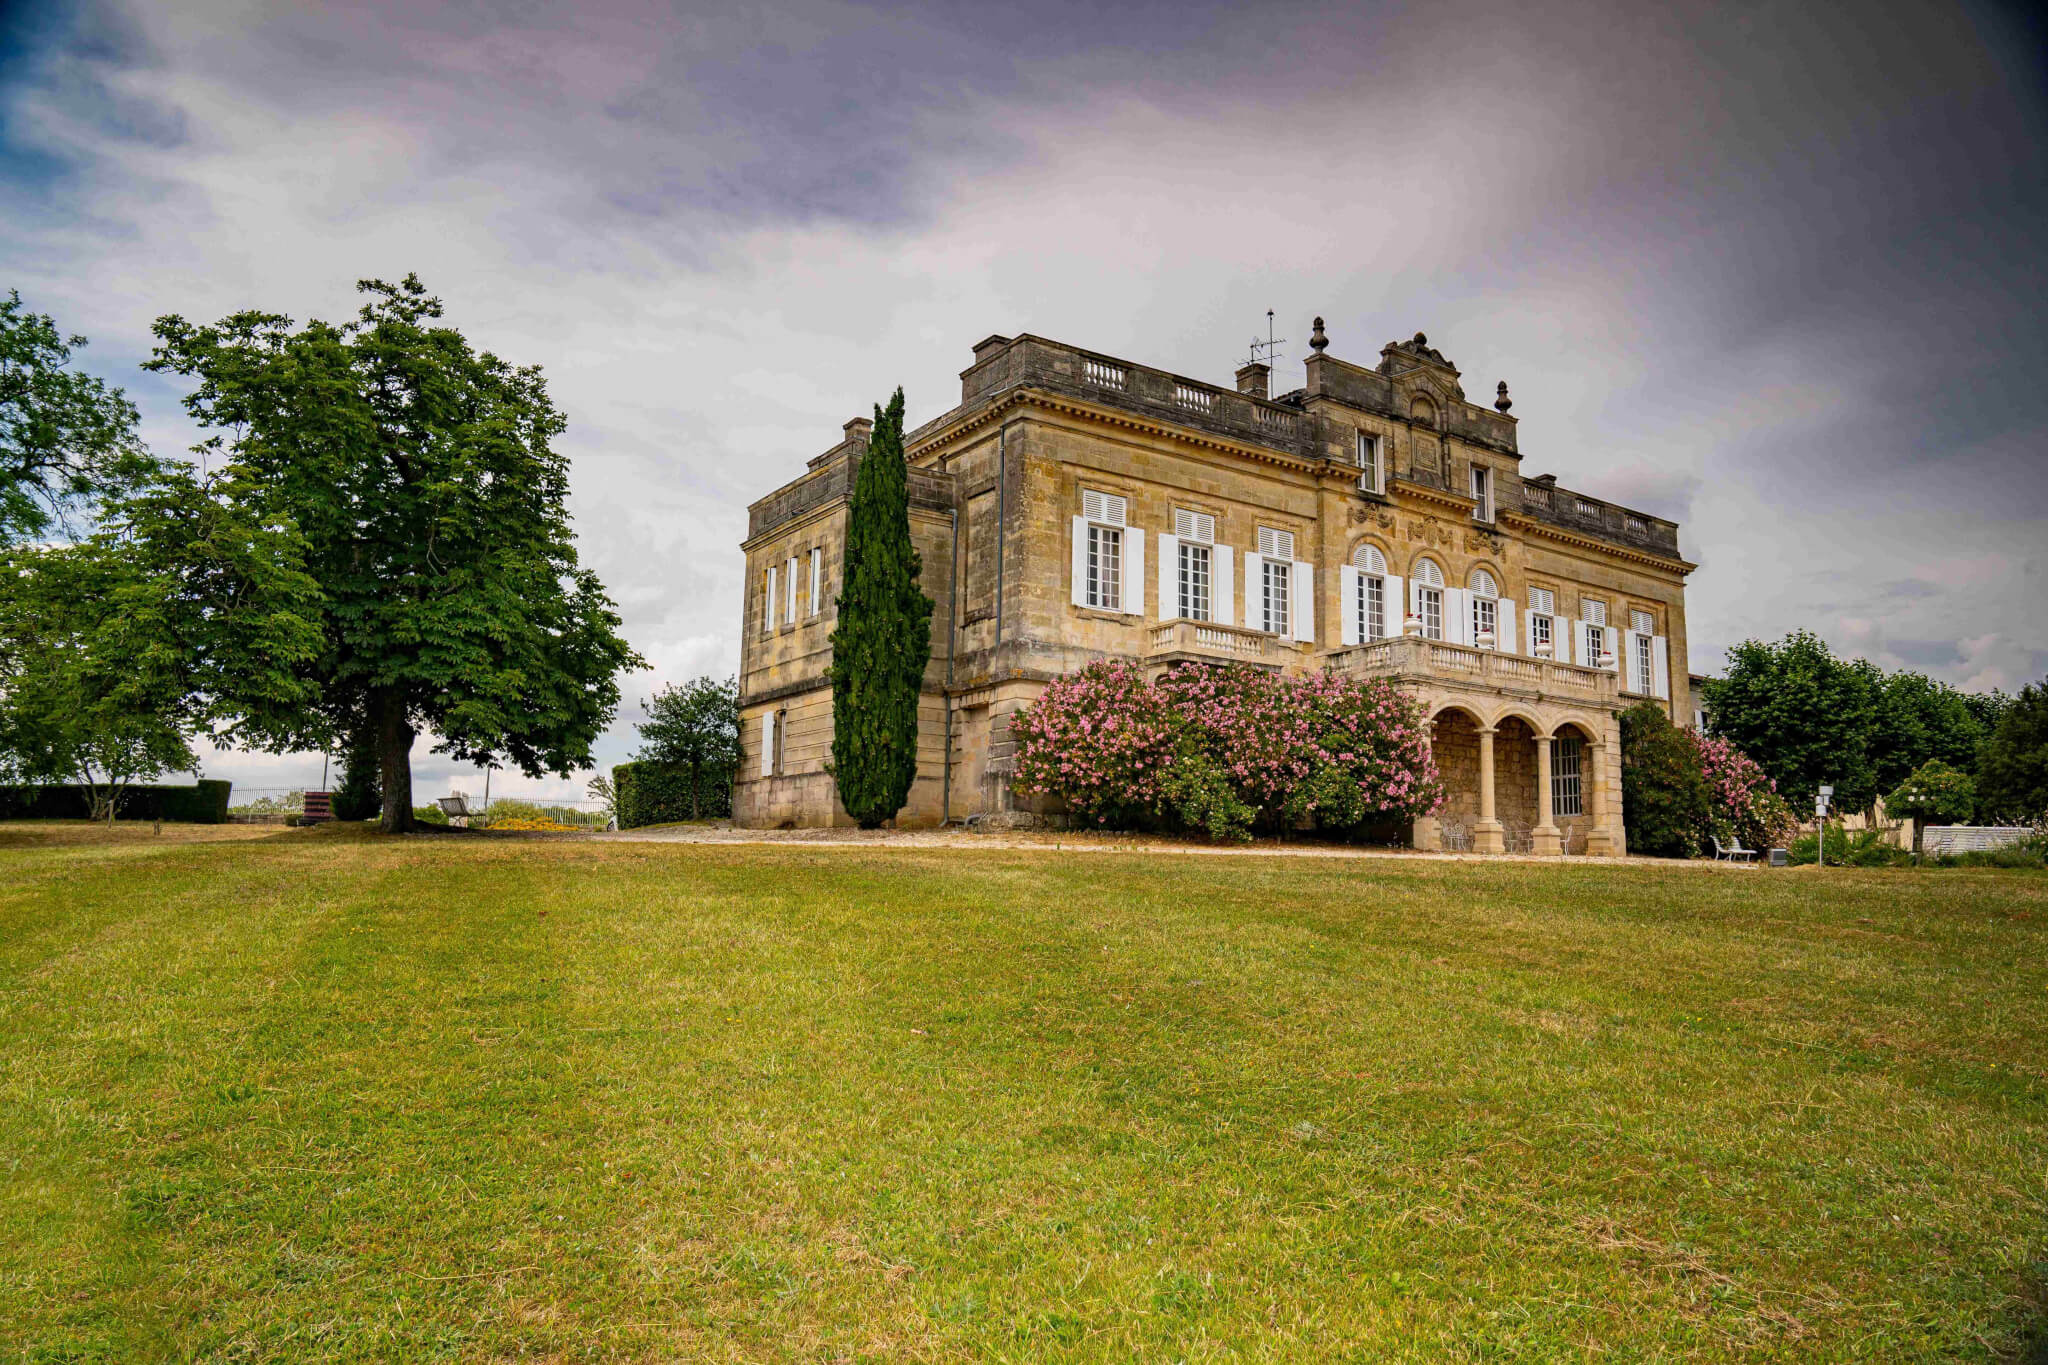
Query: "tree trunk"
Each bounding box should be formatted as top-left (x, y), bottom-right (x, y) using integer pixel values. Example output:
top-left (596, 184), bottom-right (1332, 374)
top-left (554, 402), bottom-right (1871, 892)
top-left (1912, 815), bottom-right (1924, 862)
top-left (375, 689), bottom-right (416, 834)
top-left (690, 762), bottom-right (701, 820)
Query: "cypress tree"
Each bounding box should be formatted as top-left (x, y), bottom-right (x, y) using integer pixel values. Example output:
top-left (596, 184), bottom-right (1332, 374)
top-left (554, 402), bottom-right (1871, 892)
top-left (829, 389), bottom-right (933, 827)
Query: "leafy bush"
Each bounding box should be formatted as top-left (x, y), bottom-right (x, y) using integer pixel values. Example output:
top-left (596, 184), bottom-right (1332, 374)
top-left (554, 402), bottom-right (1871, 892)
top-left (0, 780), bottom-right (231, 823)
top-left (1692, 731), bottom-right (1795, 851)
top-left (1011, 662), bottom-right (1441, 843)
top-left (613, 761), bottom-right (731, 829)
top-left (1787, 826), bottom-right (1913, 867)
top-left (1885, 759), bottom-right (1977, 858)
top-left (1620, 702), bottom-right (1711, 857)
top-left (331, 736), bottom-right (381, 821)
top-left (412, 804), bottom-right (449, 825)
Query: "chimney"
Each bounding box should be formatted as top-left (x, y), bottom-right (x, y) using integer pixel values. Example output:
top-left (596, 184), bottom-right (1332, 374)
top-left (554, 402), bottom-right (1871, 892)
top-left (1235, 361), bottom-right (1270, 400)
top-left (843, 416), bottom-right (873, 448)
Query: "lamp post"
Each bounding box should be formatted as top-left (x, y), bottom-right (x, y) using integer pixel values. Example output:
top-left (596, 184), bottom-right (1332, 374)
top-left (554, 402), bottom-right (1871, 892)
top-left (1815, 783), bottom-right (1833, 868)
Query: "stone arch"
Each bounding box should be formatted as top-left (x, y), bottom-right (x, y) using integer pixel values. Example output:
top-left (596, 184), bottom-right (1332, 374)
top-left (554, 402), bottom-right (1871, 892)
top-left (1350, 540), bottom-right (1390, 574)
top-left (1546, 718), bottom-right (1602, 853)
top-left (1491, 713), bottom-right (1543, 846)
top-left (1410, 394), bottom-right (1438, 428)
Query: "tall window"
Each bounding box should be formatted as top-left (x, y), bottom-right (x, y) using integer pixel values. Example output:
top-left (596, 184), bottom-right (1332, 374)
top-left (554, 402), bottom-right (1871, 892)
top-left (1257, 526), bottom-right (1294, 636)
top-left (1357, 432), bottom-right (1382, 494)
top-left (1634, 634), bottom-right (1654, 693)
top-left (764, 565), bottom-right (778, 635)
top-left (1470, 568), bottom-right (1499, 648)
top-left (1583, 597), bottom-right (1608, 666)
top-left (1552, 736), bottom-right (1583, 816)
top-left (1470, 464), bottom-right (1493, 522)
top-left (809, 547), bottom-right (823, 617)
top-left (1528, 585), bottom-right (1555, 656)
top-left (1413, 557), bottom-right (1445, 641)
top-left (785, 555), bottom-right (799, 625)
top-left (1083, 489), bottom-right (1126, 611)
top-left (1354, 544), bottom-right (1388, 642)
top-left (1175, 508), bottom-right (1214, 621)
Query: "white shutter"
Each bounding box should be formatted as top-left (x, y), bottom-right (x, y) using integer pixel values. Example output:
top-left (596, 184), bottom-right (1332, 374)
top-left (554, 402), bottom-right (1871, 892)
top-left (1157, 533), bottom-right (1179, 619)
top-left (1652, 636), bottom-right (1671, 699)
top-left (810, 548), bottom-right (822, 616)
top-left (1499, 599), bottom-right (1518, 654)
top-left (1621, 629), bottom-right (1641, 691)
top-left (786, 556), bottom-right (799, 624)
top-left (1573, 621), bottom-right (1589, 666)
top-left (1124, 528), bottom-right (1145, 616)
top-left (765, 566), bottom-right (778, 634)
top-left (1445, 588), bottom-right (1470, 646)
top-left (1384, 575), bottom-right (1403, 634)
top-left (1070, 516), bottom-right (1089, 608)
top-left (759, 711), bottom-right (775, 777)
top-left (1243, 551), bottom-right (1264, 629)
top-left (1213, 545), bottom-right (1235, 627)
top-left (1290, 560), bottom-right (1314, 643)
top-left (1340, 566), bottom-right (1361, 646)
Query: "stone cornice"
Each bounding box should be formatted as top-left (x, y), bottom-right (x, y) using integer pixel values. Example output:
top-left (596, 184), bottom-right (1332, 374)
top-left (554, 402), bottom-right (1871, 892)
top-left (909, 387), bottom-right (1321, 474)
top-left (1498, 512), bottom-right (1696, 575)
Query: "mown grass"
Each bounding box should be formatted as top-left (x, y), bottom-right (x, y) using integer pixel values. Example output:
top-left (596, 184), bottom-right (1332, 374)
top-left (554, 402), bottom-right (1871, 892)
top-left (2, 822), bottom-right (2044, 1361)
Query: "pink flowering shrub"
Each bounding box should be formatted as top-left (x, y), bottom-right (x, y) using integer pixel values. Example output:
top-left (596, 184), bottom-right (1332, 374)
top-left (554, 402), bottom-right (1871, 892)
top-left (1011, 661), bottom-right (1444, 842)
top-left (1690, 730), bottom-right (1794, 850)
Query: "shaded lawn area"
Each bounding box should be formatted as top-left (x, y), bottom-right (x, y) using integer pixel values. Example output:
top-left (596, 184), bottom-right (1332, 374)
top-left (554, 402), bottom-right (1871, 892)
top-left (1, 824), bottom-right (2044, 1361)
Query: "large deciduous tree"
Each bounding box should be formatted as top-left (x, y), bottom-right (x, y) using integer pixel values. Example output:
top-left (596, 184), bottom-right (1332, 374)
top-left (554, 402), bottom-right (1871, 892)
top-left (1975, 680), bottom-right (2048, 825)
top-left (147, 276), bottom-right (642, 832)
top-left (1704, 631), bottom-right (1878, 811)
top-left (1, 289), bottom-right (157, 543)
top-left (828, 388), bottom-right (933, 828)
top-left (0, 466), bottom-right (321, 819)
top-left (634, 675), bottom-right (740, 819)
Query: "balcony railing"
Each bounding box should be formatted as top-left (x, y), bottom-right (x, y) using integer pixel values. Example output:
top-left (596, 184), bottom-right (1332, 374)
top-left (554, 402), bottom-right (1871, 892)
top-left (1329, 635), bottom-right (1617, 701)
top-left (1148, 618), bottom-right (1279, 664)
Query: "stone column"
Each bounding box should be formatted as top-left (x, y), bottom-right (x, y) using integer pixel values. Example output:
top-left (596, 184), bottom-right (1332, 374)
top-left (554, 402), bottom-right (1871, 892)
top-left (1585, 740), bottom-right (1616, 855)
top-left (1533, 733), bottom-right (1562, 855)
top-left (1474, 725), bottom-right (1504, 853)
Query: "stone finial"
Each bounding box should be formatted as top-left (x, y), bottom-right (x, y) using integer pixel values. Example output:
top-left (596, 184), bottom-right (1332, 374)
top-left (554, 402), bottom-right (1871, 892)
top-left (1412, 331), bottom-right (1428, 347)
top-left (1310, 317), bottom-right (1328, 353)
top-left (1494, 381), bottom-right (1512, 413)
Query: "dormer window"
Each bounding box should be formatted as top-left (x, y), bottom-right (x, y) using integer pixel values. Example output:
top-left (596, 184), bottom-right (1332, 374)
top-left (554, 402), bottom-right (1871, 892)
top-left (1357, 432), bottom-right (1382, 494)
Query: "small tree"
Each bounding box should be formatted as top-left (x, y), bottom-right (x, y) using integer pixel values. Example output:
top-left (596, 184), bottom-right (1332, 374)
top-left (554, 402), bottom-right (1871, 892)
top-left (330, 732), bottom-right (383, 821)
top-left (828, 388), bottom-right (933, 828)
top-left (0, 468), bottom-right (319, 821)
top-left (1619, 701), bottom-right (1711, 857)
top-left (1885, 759), bottom-right (1977, 860)
top-left (1, 289), bottom-right (158, 544)
top-left (634, 676), bottom-right (740, 819)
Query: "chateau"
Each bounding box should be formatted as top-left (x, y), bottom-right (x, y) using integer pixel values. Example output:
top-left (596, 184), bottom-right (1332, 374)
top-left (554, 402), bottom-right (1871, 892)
top-left (736, 321), bottom-right (1694, 853)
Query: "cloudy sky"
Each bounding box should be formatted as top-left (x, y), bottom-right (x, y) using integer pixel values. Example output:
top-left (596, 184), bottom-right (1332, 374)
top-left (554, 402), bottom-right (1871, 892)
top-left (3, 0), bottom-right (2044, 804)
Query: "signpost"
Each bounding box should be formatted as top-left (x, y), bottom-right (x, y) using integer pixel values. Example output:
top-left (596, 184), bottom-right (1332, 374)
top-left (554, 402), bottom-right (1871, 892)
top-left (1815, 784), bottom-right (1833, 868)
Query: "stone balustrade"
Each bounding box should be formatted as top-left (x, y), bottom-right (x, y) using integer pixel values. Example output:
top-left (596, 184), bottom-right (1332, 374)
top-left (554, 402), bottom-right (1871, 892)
top-left (1328, 635), bottom-right (1618, 702)
top-left (1147, 619), bottom-right (1282, 666)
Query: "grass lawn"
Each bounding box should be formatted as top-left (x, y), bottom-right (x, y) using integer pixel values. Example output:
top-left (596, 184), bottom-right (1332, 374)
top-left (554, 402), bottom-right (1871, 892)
top-left (2, 823), bottom-right (2044, 1361)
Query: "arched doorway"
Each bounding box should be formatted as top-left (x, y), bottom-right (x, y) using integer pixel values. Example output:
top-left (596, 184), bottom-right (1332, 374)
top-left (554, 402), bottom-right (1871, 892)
top-left (1492, 714), bottom-right (1542, 851)
top-left (1548, 720), bottom-right (1599, 855)
top-left (1428, 706), bottom-right (1486, 850)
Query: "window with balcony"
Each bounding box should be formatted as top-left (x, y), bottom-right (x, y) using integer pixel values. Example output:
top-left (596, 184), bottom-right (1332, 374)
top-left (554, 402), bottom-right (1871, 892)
top-left (1413, 557), bottom-right (1445, 641)
top-left (1352, 543), bottom-right (1388, 642)
top-left (1470, 567), bottom-right (1499, 648)
top-left (1528, 585), bottom-right (1555, 657)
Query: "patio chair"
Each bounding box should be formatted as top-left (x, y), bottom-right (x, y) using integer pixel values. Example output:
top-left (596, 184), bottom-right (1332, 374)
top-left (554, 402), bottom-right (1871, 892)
top-left (1710, 834), bottom-right (1755, 863)
top-left (1441, 820), bottom-right (1471, 852)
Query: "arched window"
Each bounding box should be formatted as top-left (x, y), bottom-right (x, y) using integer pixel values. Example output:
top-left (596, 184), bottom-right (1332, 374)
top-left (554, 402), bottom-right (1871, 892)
top-left (1352, 543), bottom-right (1388, 641)
top-left (1412, 557), bottom-right (1445, 640)
top-left (1469, 568), bottom-right (1499, 648)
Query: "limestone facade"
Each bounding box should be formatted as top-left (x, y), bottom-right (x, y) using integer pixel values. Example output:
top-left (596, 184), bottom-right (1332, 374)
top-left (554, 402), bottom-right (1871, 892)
top-left (735, 325), bottom-right (1696, 852)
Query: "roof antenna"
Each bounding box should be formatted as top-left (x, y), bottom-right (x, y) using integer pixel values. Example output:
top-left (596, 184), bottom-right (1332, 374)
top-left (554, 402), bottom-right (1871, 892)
top-left (1247, 309), bottom-right (1287, 368)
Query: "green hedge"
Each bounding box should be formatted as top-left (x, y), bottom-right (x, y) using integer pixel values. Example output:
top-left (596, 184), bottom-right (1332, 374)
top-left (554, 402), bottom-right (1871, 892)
top-left (613, 761), bottom-right (731, 829)
top-left (0, 780), bottom-right (233, 824)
